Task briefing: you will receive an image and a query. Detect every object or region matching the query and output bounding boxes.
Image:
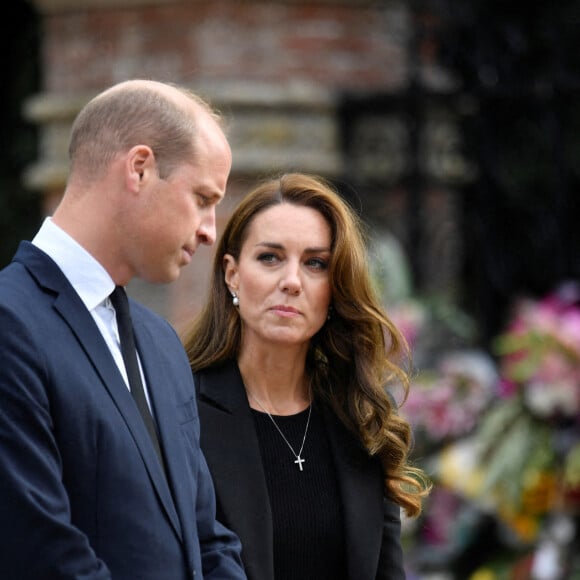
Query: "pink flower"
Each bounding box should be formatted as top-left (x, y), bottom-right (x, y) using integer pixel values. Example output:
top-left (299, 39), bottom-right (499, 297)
top-left (498, 378), bottom-right (518, 398)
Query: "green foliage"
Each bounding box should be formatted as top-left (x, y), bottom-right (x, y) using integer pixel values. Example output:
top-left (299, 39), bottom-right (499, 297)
top-left (564, 443), bottom-right (580, 488)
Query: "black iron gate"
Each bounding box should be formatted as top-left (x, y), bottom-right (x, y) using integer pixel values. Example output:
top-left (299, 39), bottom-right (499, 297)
top-left (338, 0), bottom-right (580, 346)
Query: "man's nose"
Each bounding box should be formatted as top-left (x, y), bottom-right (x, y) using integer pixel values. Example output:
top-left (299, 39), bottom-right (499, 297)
top-left (197, 210), bottom-right (217, 246)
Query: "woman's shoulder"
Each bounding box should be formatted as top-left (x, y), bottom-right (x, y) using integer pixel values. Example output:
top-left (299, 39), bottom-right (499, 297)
top-left (193, 358), bottom-right (239, 381)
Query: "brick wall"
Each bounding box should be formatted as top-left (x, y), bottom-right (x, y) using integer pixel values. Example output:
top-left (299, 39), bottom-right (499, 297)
top-left (40, 1), bottom-right (408, 92)
top-left (27, 0), bottom-right (415, 327)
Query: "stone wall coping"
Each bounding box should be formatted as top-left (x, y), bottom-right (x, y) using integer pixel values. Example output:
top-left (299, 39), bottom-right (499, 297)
top-left (21, 79), bottom-right (341, 190)
top-left (23, 79), bottom-right (336, 124)
top-left (32, 0), bottom-right (384, 15)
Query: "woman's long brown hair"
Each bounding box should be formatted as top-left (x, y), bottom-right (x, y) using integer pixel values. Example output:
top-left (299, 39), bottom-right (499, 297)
top-left (183, 172), bottom-right (431, 516)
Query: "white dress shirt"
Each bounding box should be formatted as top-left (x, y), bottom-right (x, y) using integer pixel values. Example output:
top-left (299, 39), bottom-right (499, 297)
top-left (32, 217), bottom-right (151, 407)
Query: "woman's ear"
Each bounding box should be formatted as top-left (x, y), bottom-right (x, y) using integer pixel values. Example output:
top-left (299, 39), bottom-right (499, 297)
top-left (223, 254), bottom-right (238, 292)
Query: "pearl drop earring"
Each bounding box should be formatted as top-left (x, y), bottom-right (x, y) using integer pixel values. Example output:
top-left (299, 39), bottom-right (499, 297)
top-left (232, 292), bottom-right (239, 307)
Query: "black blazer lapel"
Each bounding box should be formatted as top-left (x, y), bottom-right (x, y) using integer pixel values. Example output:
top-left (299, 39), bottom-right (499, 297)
top-left (195, 361), bottom-right (274, 580)
top-left (195, 359), bottom-right (403, 580)
top-left (323, 406), bottom-right (385, 580)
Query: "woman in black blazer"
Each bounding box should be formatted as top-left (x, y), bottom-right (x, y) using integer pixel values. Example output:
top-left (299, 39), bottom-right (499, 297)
top-left (183, 173), bottom-right (430, 580)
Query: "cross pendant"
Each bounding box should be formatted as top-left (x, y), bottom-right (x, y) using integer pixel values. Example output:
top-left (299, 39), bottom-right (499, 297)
top-left (294, 456), bottom-right (305, 471)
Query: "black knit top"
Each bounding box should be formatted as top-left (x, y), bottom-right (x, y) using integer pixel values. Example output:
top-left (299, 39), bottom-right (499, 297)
top-left (251, 401), bottom-right (348, 580)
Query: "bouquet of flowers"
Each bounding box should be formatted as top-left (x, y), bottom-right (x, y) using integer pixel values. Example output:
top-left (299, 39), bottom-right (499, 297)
top-left (402, 350), bottom-right (497, 455)
top-left (405, 284), bottom-right (580, 578)
top-left (470, 283), bottom-right (580, 545)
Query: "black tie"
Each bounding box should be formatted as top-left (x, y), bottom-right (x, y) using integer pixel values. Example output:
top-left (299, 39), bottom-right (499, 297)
top-left (110, 286), bottom-right (165, 470)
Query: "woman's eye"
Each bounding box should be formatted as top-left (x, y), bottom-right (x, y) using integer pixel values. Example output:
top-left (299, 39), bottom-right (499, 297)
top-left (257, 253), bottom-right (279, 264)
top-left (307, 258), bottom-right (329, 270)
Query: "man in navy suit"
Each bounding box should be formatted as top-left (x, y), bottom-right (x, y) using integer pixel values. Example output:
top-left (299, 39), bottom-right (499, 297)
top-left (0, 79), bottom-right (246, 579)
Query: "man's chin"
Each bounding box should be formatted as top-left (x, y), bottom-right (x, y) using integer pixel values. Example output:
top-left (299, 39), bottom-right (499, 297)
top-left (142, 267), bottom-right (181, 285)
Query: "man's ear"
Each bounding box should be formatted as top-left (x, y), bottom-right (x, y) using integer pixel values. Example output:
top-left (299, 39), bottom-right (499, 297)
top-left (126, 145), bottom-right (155, 192)
top-left (223, 254), bottom-right (239, 291)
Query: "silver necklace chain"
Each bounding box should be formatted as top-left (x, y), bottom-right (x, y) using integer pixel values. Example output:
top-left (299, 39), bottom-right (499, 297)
top-left (248, 391), bottom-right (312, 471)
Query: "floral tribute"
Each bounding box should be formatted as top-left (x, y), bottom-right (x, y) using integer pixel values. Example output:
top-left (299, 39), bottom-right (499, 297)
top-left (400, 284), bottom-right (580, 578)
top-left (403, 349), bottom-right (497, 451)
top-left (472, 283), bottom-right (580, 544)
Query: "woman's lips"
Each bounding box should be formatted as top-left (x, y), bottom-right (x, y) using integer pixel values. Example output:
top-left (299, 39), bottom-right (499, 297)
top-left (270, 305), bottom-right (301, 316)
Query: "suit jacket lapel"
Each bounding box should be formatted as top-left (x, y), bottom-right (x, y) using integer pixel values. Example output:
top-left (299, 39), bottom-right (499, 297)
top-left (59, 294), bottom-right (182, 540)
top-left (323, 405), bottom-right (385, 580)
top-left (20, 244), bottom-right (182, 541)
top-left (130, 315), bottom-right (187, 541)
top-left (195, 361), bottom-right (275, 580)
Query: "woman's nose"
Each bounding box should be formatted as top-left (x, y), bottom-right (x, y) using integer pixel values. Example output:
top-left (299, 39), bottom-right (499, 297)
top-left (280, 265), bottom-right (302, 296)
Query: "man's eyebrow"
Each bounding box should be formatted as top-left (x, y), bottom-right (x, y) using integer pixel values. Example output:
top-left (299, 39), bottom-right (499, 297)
top-left (201, 190), bottom-right (224, 204)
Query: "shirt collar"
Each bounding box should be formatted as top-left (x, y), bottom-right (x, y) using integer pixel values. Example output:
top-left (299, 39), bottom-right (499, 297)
top-left (32, 217), bottom-right (116, 311)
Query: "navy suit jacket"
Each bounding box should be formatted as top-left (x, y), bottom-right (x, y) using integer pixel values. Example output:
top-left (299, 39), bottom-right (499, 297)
top-left (0, 242), bottom-right (246, 580)
top-left (194, 360), bottom-right (405, 580)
